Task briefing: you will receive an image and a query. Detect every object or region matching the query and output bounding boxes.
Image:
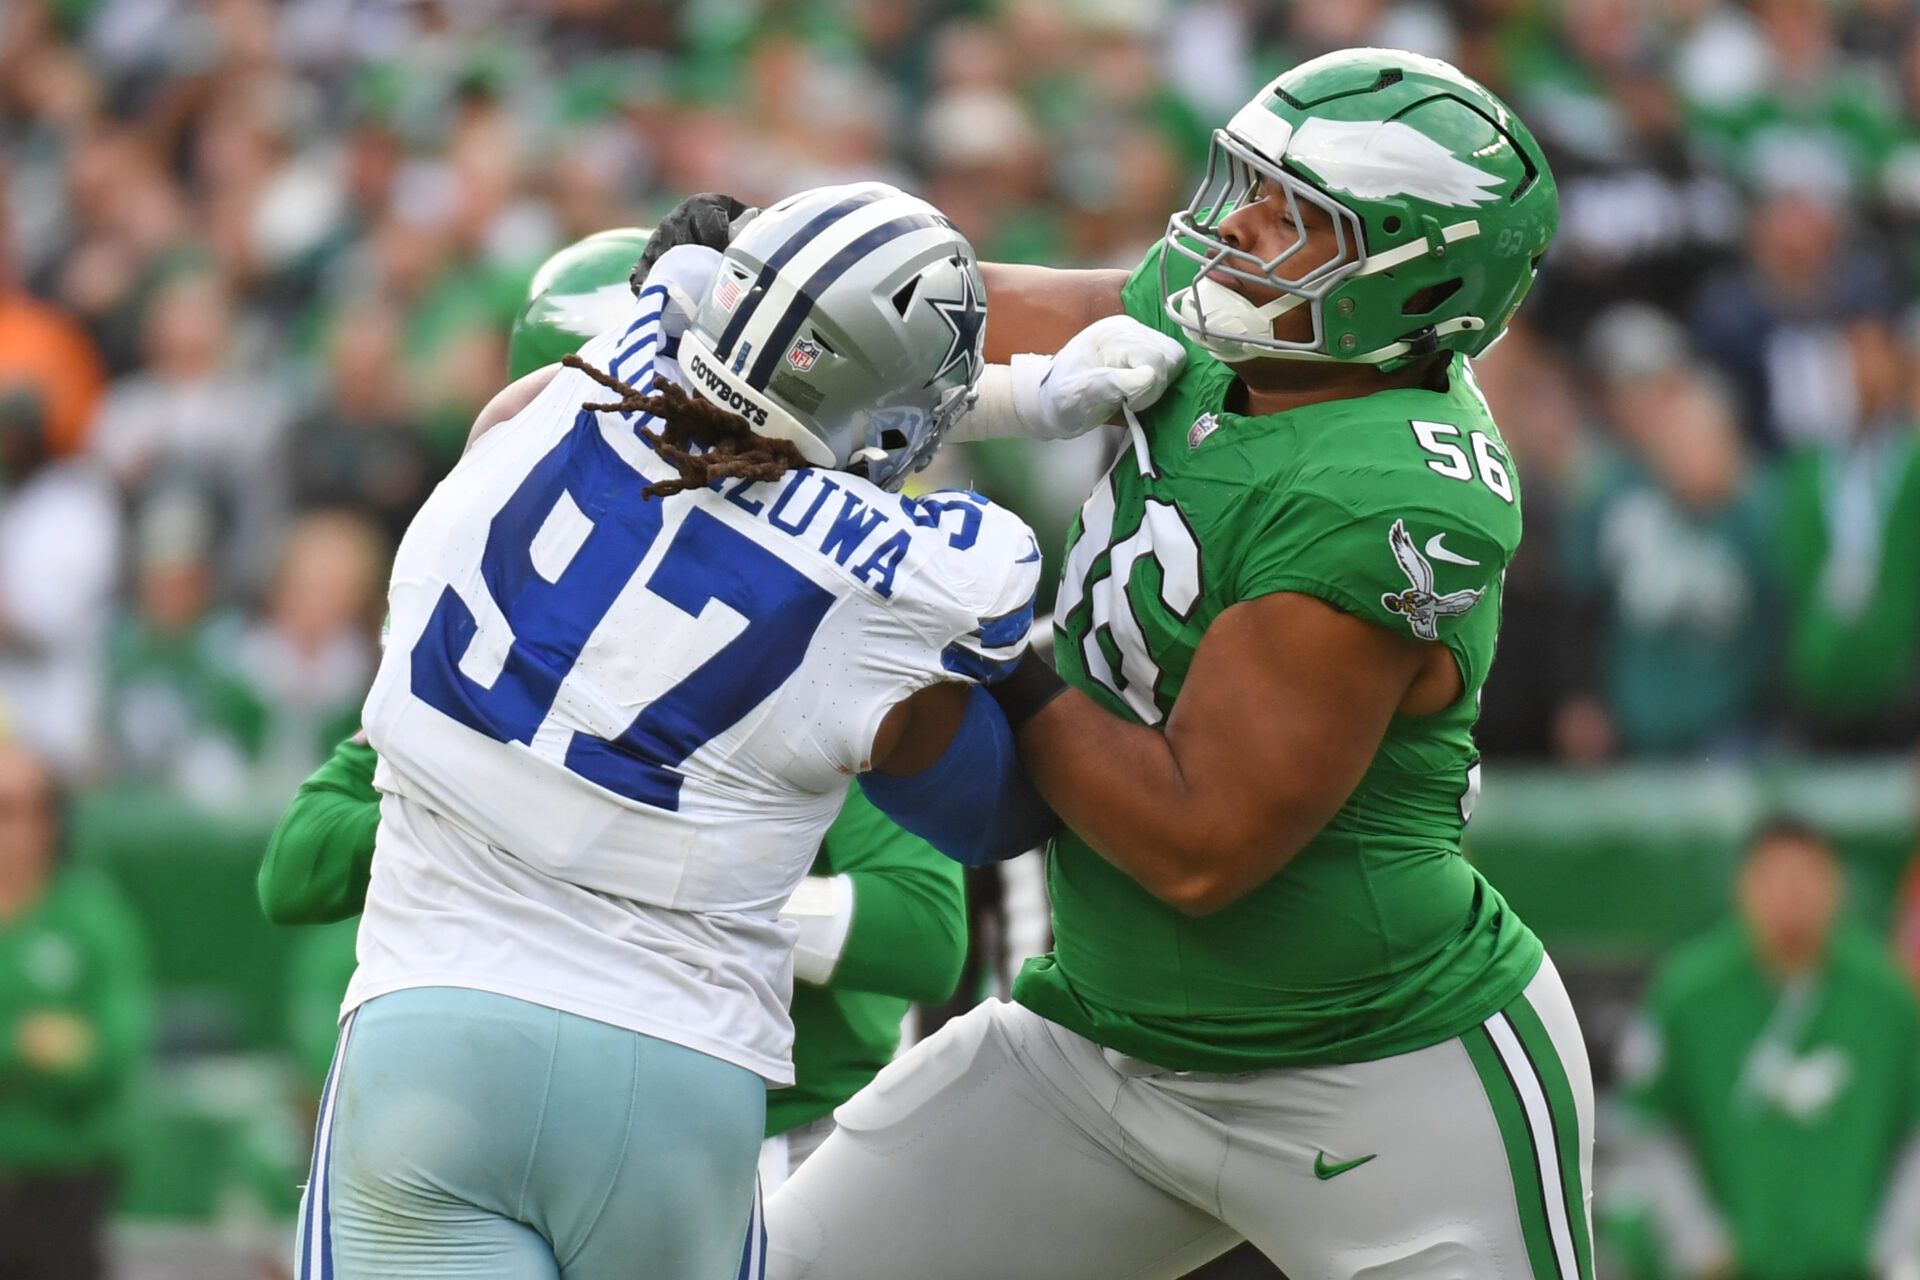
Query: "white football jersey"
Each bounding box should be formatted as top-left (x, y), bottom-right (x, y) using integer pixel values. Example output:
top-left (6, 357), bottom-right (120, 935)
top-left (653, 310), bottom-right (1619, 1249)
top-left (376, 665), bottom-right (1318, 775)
top-left (351, 272), bottom-right (1040, 1081)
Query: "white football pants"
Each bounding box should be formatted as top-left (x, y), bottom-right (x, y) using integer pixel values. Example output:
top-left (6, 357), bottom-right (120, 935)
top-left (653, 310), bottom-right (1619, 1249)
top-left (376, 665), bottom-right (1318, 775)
top-left (767, 956), bottom-right (1593, 1280)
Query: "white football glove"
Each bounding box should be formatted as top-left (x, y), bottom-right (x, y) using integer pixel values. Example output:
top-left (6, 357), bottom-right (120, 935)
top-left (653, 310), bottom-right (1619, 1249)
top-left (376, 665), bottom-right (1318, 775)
top-left (953, 315), bottom-right (1188, 443)
top-left (1020, 314), bottom-right (1189, 438)
top-left (644, 243), bottom-right (724, 341)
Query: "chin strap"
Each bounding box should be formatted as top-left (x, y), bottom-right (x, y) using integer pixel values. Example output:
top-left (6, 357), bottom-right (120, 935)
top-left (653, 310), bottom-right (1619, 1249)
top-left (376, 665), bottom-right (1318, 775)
top-left (1288, 314), bottom-right (1488, 366)
top-left (1170, 277), bottom-right (1308, 363)
top-left (1122, 403), bottom-right (1154, 476)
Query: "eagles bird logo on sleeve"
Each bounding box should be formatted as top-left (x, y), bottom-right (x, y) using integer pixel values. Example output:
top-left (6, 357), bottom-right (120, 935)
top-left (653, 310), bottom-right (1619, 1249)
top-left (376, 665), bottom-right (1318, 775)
top-left (1381, 519), bottom-right (1484, 641)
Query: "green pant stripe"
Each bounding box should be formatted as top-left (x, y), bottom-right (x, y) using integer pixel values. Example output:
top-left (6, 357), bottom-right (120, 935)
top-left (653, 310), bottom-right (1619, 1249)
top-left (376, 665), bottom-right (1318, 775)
top-left (1504, 995), bottom-right (1595, 1280)
top-left (1463, 1025), bottom-right (1563, 1279)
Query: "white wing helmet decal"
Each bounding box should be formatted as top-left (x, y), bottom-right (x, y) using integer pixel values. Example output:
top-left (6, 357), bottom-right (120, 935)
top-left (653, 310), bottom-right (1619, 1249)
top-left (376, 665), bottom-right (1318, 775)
top-left (541, 282), bottom-right (637, 337)
top-left (1287, 118), bottom-right (1504, 208)
top-left (1381, 518), bottom-right (1483, 641)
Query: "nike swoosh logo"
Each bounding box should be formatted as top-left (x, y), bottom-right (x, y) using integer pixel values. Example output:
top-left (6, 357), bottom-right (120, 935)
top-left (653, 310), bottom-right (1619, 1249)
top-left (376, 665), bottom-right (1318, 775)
top-left (1424, 533), bottom-right (1480, 567)
top-left (1313, 1151), bottom-right (1377, 1180)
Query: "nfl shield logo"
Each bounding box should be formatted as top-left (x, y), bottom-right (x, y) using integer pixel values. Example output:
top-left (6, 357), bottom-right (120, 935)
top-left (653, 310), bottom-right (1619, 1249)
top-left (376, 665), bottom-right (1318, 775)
top-left (787, 339), bottom-right (823, 372)
top-left (1188, 412), bottom-right (1221, 450)
top-left (715, 275), bottom-right (745, 312)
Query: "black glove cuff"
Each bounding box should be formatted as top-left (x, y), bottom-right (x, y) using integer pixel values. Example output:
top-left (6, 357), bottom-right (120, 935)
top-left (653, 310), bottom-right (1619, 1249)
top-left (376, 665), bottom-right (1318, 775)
top-left (984, 648), bottom-right (1069, 732)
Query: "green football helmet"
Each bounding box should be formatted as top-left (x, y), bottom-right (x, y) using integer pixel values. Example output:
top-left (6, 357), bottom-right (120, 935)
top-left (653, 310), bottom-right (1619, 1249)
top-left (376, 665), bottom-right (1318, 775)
top-left (1162, 48), bottom-right (1558, 370)
top-left (506, 227), bottom-right (655, 380)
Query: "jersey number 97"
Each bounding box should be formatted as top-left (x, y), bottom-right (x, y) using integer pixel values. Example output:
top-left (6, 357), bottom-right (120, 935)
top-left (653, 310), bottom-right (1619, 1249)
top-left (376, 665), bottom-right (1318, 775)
top-left (409, 413), bottom-right (834, 811)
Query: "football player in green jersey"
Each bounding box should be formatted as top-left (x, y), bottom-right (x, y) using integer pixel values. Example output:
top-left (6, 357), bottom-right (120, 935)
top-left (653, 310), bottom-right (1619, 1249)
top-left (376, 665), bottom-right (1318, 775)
top-left (759, 49), bottom-right (1595, 1280)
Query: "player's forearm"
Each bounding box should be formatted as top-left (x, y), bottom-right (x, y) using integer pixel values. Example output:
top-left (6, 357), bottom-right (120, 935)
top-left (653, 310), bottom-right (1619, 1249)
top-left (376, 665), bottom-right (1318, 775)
top-left (259, 788), bottom-right (378, 924)
top-left (810, 791), bottom-right (969, 1000)
top-left (258, 739), bottom-right (381, 925)
top-left (979, 264), bottom-right (1128, 364)
top-left (1014, 691), bottom-right (1317, 916)
top-left (831, 866), bottom-right (968, 1004)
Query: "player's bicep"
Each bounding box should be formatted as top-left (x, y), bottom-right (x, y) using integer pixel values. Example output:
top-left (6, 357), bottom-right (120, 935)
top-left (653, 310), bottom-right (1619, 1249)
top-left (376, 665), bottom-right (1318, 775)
top-left (869, 681), bottom-right (971, 776)
top-left (1236, 501), bottom-right (1506, 711)
top-left (1165, 593), bottom-right (1426, 899)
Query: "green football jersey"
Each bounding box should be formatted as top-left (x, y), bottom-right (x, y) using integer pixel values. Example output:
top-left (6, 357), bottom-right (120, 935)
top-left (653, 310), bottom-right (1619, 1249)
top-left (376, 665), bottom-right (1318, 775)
top-left (1012, 244), bottom-right (1543, 1071)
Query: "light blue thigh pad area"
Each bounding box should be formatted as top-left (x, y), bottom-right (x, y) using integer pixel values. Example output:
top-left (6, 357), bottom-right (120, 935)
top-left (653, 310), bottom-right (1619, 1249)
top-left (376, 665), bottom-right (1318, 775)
top-left (296, 986), bottom-right (766, 1280)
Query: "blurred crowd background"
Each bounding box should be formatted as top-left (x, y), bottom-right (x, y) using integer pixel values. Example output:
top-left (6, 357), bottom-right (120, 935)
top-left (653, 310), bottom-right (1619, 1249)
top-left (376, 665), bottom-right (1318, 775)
top-left (2, 0), bottom-right (1920, 1277)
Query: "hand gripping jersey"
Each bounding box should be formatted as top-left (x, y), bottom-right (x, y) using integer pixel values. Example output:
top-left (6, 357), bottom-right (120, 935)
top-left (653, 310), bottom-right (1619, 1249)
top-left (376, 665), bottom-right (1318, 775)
top-left (354, 274), bottom-right (1039, 1081)
top-left (1012, 243), bottom-right (1543, 1072)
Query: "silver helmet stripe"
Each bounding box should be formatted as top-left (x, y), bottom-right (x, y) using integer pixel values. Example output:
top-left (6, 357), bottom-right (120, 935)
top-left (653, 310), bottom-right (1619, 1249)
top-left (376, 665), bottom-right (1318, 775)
top-left (684, 181), bottom-right (986, 491)
top-left (711, 188), bottom-right (887, 361)
top-left (725, 191), bottom-right (940, 378)
top-left (745, 212), bottom-right (947, 386)
top-left (757, 221), bottom-right (969, 392)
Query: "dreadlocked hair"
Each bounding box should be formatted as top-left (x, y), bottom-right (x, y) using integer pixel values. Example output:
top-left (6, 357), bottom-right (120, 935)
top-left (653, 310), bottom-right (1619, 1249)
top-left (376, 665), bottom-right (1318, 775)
top-left (563, 353), bottom-right (811, 500)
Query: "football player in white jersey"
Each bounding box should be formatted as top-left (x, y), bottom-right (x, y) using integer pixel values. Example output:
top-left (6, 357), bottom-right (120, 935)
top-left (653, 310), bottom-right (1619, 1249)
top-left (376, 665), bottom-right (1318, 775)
top-left (295, 182), bottom-right (1186, 1280)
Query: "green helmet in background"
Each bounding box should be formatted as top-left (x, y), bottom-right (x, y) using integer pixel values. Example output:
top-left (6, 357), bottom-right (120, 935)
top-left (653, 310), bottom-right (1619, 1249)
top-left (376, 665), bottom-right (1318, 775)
top-left (506, 227), bottom-right (655, 380)
top-left (1162, 48), bottom-right (1558, 370)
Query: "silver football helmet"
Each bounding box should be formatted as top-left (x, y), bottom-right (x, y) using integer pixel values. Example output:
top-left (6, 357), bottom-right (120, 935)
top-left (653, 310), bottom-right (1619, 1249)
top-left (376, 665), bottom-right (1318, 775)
top-left (676, 182), bottom-right (986, 491)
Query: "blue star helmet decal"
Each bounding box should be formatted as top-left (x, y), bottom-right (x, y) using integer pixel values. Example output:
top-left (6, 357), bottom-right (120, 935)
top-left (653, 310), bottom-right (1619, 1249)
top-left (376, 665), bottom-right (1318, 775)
top-left (924, 264), bottom-right (986, 386)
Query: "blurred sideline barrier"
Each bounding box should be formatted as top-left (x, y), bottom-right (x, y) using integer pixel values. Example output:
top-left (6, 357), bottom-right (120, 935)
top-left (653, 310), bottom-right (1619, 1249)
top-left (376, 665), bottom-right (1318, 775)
top-left (72, 789), bottom-right (289, 1053)
top-left (75, 759), bottom-right (1916, 1222)
top-left (1468, 757), bottom-right (1916, 962)
top-left (69, 790), bottom-right (303, 1223)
